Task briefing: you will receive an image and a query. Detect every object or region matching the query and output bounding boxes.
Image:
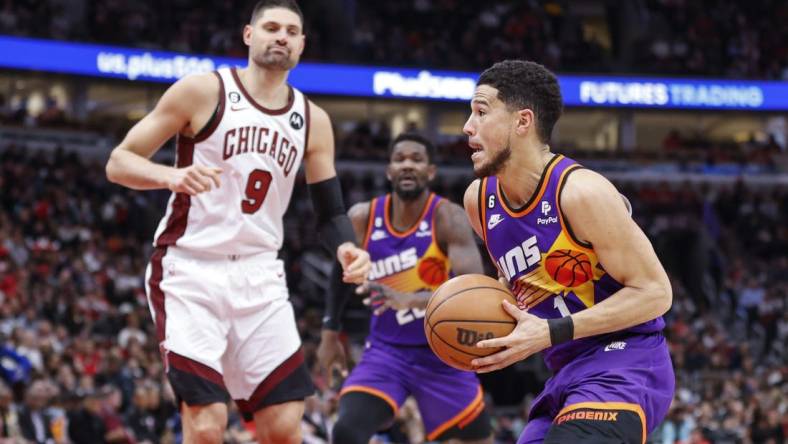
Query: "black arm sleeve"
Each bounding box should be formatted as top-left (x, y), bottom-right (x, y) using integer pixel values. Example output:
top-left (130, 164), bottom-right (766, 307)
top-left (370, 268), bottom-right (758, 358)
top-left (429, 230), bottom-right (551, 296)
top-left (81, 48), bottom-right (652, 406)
top-left (308, 176), bottom-right (357, 253)
top-left (322, 261), bottom-right (354, 331)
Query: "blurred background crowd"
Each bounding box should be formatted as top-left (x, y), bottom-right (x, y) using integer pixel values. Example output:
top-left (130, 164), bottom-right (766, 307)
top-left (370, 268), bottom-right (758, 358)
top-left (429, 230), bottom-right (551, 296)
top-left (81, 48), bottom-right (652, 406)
top-left (0, 144), bottom-right (785, 443)
top-left (2, 0), bottom-right (788, 78)
top-left (0, 0), bottom-right (787, 443)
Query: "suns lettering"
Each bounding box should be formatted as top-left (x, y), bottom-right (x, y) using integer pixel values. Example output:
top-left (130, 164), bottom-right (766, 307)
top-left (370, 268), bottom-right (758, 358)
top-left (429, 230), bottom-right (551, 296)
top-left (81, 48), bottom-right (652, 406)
top-left (369, 247), bottom-right (418, 280)
top-left (496, 235), bottom-right (541, 280)
top-left (222, 126), bottom-right (299, 176)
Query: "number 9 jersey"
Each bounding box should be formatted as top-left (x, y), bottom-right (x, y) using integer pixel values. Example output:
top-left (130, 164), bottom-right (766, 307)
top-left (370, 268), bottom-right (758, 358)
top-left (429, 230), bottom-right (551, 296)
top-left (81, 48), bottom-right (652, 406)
top-left (153, 67), bottom-right (309, 255)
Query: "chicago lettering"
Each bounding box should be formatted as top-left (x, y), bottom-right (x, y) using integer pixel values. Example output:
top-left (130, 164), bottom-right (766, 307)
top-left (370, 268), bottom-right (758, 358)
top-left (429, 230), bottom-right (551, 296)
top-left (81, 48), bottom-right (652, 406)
top-left (223, 126), bottom-right (299, 176)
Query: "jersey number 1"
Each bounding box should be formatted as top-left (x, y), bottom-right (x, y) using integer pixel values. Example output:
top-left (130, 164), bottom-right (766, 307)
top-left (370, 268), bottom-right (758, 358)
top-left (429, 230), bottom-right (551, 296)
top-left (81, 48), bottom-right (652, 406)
top-left (241, 169), bottom-right (272, 214)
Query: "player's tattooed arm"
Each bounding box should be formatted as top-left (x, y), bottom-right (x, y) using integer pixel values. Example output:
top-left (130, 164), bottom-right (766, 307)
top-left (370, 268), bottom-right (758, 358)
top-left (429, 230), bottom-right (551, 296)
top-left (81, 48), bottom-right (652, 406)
top-left (106, 72), bottom-right (222, 194)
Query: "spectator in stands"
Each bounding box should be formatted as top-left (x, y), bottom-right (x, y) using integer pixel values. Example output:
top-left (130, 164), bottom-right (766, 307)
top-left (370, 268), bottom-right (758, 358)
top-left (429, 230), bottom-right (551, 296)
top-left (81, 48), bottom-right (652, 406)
top-left (17, 380), bottom-right (54, 444)
top-left (123, 384), bottom-right (157, 444)
top-left (0, 380), bottom-right (21, 440)
top-left (94, 385), bottom-right (134, 443)
top-left (0, 341), bottom-right (31, 390)
top-left (67, 389), bottom-right (107, 444)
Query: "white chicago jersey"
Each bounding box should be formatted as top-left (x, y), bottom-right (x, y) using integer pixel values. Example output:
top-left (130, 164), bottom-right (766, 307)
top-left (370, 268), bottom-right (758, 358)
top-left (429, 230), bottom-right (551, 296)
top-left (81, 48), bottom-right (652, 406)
top-left (153, 67), bottom-right (309, 255)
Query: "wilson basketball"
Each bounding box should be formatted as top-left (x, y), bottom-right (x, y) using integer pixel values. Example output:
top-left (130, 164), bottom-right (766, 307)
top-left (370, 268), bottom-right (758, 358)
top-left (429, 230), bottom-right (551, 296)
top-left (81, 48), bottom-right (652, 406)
top-left (543, 249), bottom-right (593, 287)
top-left (418, 257), bottom-right (447, 286)
top-left (424, 274), bottom-right (517, 371)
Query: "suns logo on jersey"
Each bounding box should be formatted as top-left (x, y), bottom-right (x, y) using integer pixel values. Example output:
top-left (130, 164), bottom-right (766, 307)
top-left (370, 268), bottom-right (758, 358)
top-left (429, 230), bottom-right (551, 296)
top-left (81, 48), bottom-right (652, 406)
top-left (507, 232), bottom-right (606, 312)
top-left (368, 247), bottom-right (418, 280)
top-left (495, 235), bottom-right (541, 281)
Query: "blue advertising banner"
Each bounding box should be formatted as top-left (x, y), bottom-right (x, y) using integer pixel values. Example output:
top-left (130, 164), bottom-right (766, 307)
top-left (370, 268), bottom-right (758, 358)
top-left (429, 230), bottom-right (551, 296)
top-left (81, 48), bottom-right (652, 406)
top-left (2, 35), bottom-right (787, 110)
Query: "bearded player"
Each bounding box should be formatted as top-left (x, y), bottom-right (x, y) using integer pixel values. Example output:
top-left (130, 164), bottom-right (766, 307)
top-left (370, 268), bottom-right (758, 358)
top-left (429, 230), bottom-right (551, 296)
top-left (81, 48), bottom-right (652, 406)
top-left (462, 60), bottom-right (674, 444)
top-left (318, 133), bottom-right (493, 443)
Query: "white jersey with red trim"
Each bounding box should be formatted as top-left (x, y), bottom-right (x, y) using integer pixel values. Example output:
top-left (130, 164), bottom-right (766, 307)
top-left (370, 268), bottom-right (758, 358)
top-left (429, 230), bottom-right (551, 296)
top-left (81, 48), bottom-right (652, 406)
top-left (152, 67), bottom-right (310, 255)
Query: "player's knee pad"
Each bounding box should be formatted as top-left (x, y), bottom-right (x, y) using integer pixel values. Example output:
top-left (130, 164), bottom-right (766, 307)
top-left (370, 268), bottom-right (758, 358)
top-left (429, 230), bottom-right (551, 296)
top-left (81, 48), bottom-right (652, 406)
top-left (331, 418), bottom-right (373, 444)
top-left (544, 408), bottom-right (644, 444)
top-left (333, 391), bottom-right (395, 444)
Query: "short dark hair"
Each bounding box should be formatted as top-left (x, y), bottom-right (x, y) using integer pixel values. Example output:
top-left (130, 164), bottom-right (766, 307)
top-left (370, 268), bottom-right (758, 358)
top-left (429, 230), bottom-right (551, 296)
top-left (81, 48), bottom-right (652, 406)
top-left (388, 132), bottom-right (436, 163)
top-left (477, 60), bottom-right (563, 143)
top-left (250, 0), bottom-right (304, 27)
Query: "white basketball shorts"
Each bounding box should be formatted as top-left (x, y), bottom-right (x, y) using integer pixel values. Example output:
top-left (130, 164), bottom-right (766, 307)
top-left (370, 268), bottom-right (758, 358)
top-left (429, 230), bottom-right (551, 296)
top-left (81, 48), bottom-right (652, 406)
top-left (145, 246), bottom-right (314, 418)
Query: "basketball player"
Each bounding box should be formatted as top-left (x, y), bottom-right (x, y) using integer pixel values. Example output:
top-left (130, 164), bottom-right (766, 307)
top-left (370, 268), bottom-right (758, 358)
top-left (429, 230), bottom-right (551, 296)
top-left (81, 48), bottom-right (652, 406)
top-left (461, 60), bottom-right (675, 444)
top-left (104, 1), bottom-right (371, 443)
top-left (317, 133), bottom-right (493, 444)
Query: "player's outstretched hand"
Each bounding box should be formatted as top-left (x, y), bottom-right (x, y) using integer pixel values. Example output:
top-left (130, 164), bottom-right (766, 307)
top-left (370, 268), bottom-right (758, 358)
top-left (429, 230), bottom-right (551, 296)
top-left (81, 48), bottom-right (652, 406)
top-left (337, 242), bottom-right (371, 284)
top-left (358, 282), bottom-right (414, 315)
top-left (167, 165), bottom-right (222, 195)
top-left (471, 299), bottom-right (551, 373)
top-left (316, 330), bottom-right (348, 389)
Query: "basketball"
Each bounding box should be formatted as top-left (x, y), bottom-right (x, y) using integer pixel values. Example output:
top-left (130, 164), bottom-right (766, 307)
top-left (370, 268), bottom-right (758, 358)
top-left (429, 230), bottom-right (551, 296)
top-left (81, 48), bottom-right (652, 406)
top-left (543, 249), bottom-right (593, 287)
top-left (424, 274), bottom-right (517, 371)
top-left (418, 257), bottom-right (447, 286)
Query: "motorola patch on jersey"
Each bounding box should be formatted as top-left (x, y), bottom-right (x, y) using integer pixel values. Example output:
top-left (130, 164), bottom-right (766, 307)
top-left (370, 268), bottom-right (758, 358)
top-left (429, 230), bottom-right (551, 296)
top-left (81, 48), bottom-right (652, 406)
top-left (229, 92), bottom-right (241, 103)
top-left (289, 112), bottom-right (304, 130)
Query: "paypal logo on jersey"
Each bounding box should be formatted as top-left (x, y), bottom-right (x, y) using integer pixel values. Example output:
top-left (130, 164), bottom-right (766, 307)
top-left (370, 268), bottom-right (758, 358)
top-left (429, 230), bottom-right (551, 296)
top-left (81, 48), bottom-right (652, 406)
top-left (538, 200), bottom-right (558, 225)
top-left (369, 247), bottom-right (418, 280)
top-left (416, 220), bottom-right (432, 237)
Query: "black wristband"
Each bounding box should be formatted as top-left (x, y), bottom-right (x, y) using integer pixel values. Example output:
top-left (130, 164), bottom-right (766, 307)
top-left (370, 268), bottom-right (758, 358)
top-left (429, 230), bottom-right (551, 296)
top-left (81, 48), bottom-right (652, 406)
top-left (320, 214), bottom-right (357, 252)
top-left (322, 304), bottom-right (342, 331)
top-left (548, 316), bottom-right (574, 346)
top-left (322, 318), bottom-right (341, 331)
top-left (322, 262), bottom-right (352, 331)
top-left (308, 177), bottom-right (357, 252)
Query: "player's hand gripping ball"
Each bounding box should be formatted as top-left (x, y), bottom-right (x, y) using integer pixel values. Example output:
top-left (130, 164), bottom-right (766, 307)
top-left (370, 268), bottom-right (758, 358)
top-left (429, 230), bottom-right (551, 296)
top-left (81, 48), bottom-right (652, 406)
top-left (424, 274), bottom-right (516, 371)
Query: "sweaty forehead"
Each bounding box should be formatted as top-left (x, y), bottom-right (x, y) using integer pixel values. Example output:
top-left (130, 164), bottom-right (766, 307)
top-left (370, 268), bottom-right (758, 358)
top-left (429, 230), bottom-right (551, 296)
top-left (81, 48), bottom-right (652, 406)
top-left (471, 85), bottom-right (501, 106)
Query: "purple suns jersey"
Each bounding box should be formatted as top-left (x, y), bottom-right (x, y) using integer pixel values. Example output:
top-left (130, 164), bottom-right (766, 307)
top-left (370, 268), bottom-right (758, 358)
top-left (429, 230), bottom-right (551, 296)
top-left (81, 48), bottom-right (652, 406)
top-left (363, 193), bottom-right (451, 346)
top-left (479, 154), bottom-right (664, 371)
